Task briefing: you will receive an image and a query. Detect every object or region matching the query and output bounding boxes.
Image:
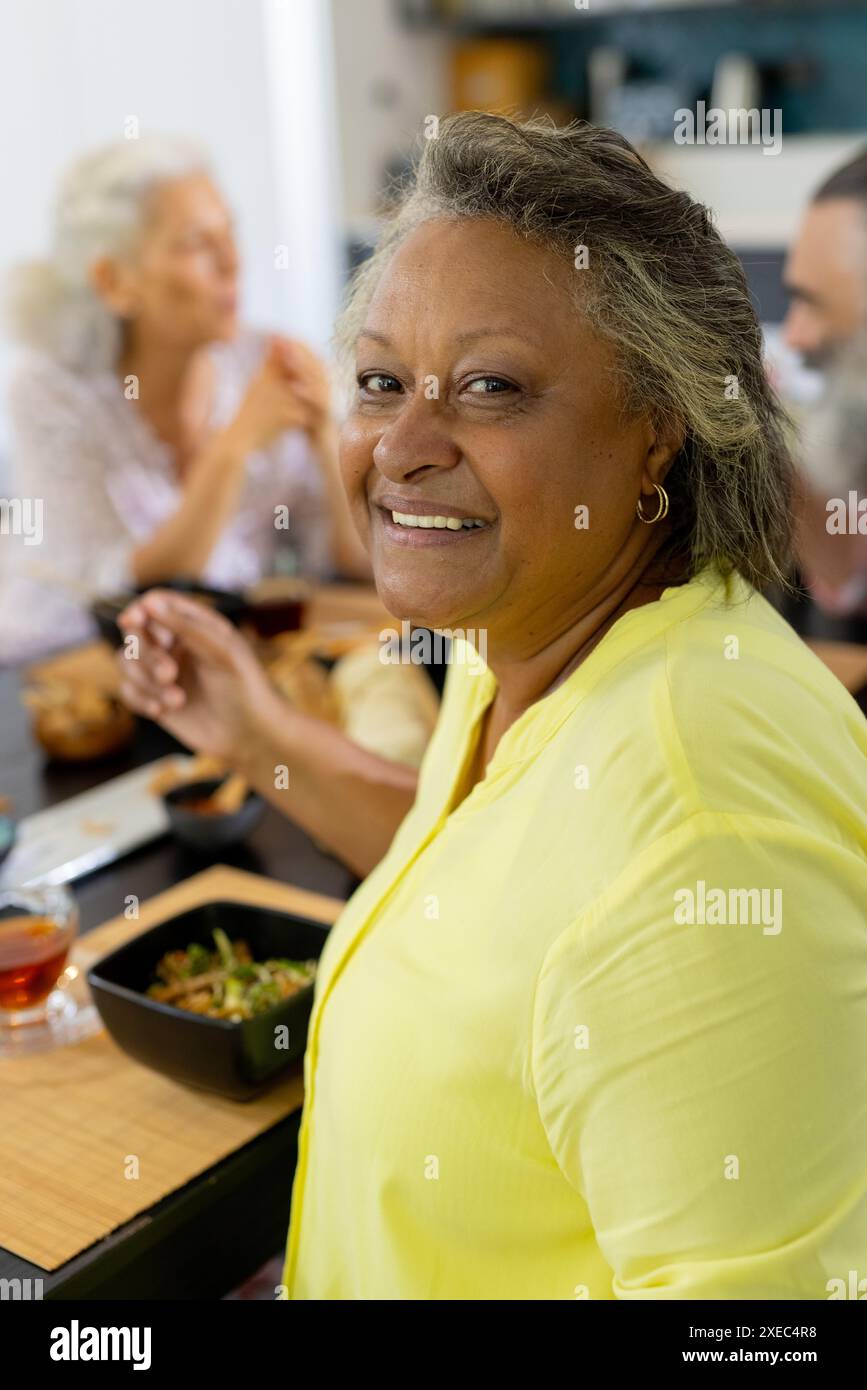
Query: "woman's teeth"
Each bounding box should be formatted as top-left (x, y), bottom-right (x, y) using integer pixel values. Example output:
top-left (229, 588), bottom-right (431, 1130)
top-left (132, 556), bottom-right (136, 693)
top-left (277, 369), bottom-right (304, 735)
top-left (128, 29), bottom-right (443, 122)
top-left (390, 511), bottom-right (486, 530)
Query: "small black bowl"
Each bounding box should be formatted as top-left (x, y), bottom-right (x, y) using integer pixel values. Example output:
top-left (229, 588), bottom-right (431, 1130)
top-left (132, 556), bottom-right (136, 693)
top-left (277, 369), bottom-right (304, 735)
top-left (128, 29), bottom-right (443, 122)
top-left (87, 900), bottom-right (329, 1100)
top-left (164, 778), bottom-right (265, 851)
top-left (92, 581), bottom-right (247, 648)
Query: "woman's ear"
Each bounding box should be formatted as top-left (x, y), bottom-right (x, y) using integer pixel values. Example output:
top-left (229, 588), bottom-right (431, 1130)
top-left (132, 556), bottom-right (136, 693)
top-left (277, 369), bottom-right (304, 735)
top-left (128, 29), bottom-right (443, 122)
top-left (89, 255), bottom-right (135, 316)
top-left (643, 417), bottom-right (685, 489)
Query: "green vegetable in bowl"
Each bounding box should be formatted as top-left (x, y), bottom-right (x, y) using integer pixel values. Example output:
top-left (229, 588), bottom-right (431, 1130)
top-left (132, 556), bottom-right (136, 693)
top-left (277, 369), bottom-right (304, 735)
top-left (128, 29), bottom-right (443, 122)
top-left (213, 927), bottom-right (237, 971)
top-left (147, 929), bottom-right (317, 1020)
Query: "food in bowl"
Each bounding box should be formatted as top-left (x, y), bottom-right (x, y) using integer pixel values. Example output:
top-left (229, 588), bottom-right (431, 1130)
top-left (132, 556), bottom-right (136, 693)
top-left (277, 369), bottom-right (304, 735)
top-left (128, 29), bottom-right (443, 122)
top-left (23, 681), bottom-right (135, 762)
top-left (176, 794), bottom-right (232, 816)
top-left (87, 902), bottom-right (328, 1099)
top-left (147, 925), bottom-right (317, 1021)
top-left (163, 778), bottom-right (265, 850)
top-left (151, 761), bottom-right (265, 851)
top-left (147, 754), bottom-right (227, 797)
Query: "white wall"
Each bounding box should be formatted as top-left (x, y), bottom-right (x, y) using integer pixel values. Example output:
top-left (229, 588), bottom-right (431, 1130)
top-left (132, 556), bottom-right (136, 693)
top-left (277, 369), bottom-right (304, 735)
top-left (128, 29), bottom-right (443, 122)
top-left (264, 0), bottom-right (344, 350)
top-left (0, 0), bottom-right (343, 472)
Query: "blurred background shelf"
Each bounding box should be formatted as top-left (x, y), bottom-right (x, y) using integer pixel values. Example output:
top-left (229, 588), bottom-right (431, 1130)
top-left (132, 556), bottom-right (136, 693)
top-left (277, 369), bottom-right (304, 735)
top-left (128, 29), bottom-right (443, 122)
top-left (399, 0), bottom-right (867, 30)
top-left (329, 0), bottom-right (867, 323)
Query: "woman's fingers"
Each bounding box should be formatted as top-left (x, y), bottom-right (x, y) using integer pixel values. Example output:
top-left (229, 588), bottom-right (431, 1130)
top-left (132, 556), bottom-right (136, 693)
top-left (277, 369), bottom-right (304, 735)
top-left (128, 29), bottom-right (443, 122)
top-left (276, 336), bottom-right (321, 370)
top-left (118, 661), bottom-right (187, 718)
top-left (119, 594), bottom-right (175, 650)
top-left (116, 590), bottom-right (246, 725)
top-left (272, 337), bottom-right (328, 392)
top-left (286, 379), bottom-right (317, 407)
top-left (275, 387), bottom-right (312, 429)
top-left (121, 589), bottom-right (234, 661)
top-left (116, 627), bottom-right (184, 717)
top-left (117, 661), bottom-right (174, 719)
top-left (270, 335), bottom-right (301, 370)
top-left (116, 593), bottom-right (199, 719)
top-left (284, 381), bottom-right (329, 436)
top-left (261, 341), bottom-right (327, 431)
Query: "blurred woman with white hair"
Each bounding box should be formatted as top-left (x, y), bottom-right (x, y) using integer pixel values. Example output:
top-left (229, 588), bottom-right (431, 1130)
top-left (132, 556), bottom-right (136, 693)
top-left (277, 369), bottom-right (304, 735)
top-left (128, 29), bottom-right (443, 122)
top-left (0, 135), bottom-right (370, 662)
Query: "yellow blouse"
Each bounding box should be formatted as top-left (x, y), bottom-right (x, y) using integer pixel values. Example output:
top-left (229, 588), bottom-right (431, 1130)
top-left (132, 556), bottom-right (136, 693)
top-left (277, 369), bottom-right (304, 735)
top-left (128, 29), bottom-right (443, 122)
top-left (283, 565), bottom-right (867, 1299)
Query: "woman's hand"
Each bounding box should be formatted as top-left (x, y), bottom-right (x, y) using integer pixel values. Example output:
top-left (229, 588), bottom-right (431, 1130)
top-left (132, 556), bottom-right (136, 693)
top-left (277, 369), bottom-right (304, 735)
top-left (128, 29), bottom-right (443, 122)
top-left (116, 590), bottom-right (276, 765)
top-left (266, 335), bottom-right (371, 578)
top-left (130, 339), bottom-right (324, 586)
top-left (270, 336), bottom-right (334, 446)
top-left (228, 338), bottom-right (318, 454)
top-left (117, 588), bottom-right (418, 877)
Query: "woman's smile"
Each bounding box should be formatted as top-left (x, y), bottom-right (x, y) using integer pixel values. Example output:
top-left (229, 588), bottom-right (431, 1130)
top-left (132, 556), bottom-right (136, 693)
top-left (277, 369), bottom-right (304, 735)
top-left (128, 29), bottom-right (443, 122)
top-left (372, 496), bottom-right (495, 548)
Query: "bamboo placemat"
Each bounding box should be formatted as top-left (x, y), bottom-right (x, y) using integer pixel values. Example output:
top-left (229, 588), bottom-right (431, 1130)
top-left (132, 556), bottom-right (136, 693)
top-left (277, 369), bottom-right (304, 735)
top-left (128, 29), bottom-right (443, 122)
top-left (0, 865), bottom-right (344, 1272)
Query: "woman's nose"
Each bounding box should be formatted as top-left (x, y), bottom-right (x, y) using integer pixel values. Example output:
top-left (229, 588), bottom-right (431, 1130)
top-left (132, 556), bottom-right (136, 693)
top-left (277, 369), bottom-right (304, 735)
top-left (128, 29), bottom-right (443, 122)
top-left (372, 396), bottom-right (460, 481)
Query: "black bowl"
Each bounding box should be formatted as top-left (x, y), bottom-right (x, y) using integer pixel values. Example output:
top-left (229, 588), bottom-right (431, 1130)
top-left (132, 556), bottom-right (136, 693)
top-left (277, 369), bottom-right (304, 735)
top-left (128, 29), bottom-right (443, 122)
top-left (87, 900), bottom-right (329, 1100)
top-left (164, 778), bottom-right (265, 850)
top-left (92, 581), bottom-right (247, 648)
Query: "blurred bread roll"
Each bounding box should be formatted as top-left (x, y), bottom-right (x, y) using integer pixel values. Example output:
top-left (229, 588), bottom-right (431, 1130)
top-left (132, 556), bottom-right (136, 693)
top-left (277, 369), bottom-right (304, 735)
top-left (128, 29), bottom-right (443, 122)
top-left (329, 642), bottom-right (440, 769)
top-left (268, 652), bottom-right (340, 723)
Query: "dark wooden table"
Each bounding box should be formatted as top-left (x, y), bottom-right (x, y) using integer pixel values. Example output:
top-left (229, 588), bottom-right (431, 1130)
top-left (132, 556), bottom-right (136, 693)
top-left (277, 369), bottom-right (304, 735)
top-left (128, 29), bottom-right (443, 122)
top-left (0, 665), bottom-right (358, 1299)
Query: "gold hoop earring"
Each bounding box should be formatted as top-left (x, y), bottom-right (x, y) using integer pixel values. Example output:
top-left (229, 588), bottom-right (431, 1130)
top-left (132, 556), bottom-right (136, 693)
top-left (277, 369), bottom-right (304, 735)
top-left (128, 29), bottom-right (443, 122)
top-left (636, 482), bottom-right (669, 524)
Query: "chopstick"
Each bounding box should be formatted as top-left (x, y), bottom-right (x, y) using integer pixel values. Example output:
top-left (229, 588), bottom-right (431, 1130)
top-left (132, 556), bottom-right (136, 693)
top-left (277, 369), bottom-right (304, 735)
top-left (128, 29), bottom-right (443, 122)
top-left (210, 773), bottom-right (249, 814)
top-left (23, 562), bottom-right (102, 603)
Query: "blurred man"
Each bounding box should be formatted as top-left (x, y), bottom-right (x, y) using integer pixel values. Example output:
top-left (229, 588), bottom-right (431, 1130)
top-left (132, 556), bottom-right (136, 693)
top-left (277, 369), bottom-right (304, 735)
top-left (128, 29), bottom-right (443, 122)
top-left (781, 149), bottom-right (867, 633)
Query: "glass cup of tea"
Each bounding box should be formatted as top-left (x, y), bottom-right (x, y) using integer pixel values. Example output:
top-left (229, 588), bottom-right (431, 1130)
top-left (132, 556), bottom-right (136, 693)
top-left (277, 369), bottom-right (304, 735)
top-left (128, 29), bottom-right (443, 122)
top-left (0, 885), bottom-right (79, 1028)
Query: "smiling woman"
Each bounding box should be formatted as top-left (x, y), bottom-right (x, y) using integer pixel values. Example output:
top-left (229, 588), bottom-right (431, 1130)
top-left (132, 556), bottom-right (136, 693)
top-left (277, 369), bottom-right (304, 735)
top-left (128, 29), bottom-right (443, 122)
top-left (337, 115), bottom-right (796, 616)
top-left (118, 112), bottom-right (867, 1300)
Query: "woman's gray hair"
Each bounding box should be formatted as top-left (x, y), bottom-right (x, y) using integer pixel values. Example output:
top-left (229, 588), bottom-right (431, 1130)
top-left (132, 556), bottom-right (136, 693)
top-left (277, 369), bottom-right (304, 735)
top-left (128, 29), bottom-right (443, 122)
top-left (6, 135), bottom-right (210, 373)
top-left (337, 112), bottom-right (796, 593)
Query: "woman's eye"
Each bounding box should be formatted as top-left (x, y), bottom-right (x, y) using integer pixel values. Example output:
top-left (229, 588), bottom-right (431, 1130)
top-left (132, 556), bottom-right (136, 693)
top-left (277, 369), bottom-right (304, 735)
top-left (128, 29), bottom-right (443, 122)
top-left (463, 376), bottom-right (515, 396)
top-left (358, 372), bottom-right (402, 395)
